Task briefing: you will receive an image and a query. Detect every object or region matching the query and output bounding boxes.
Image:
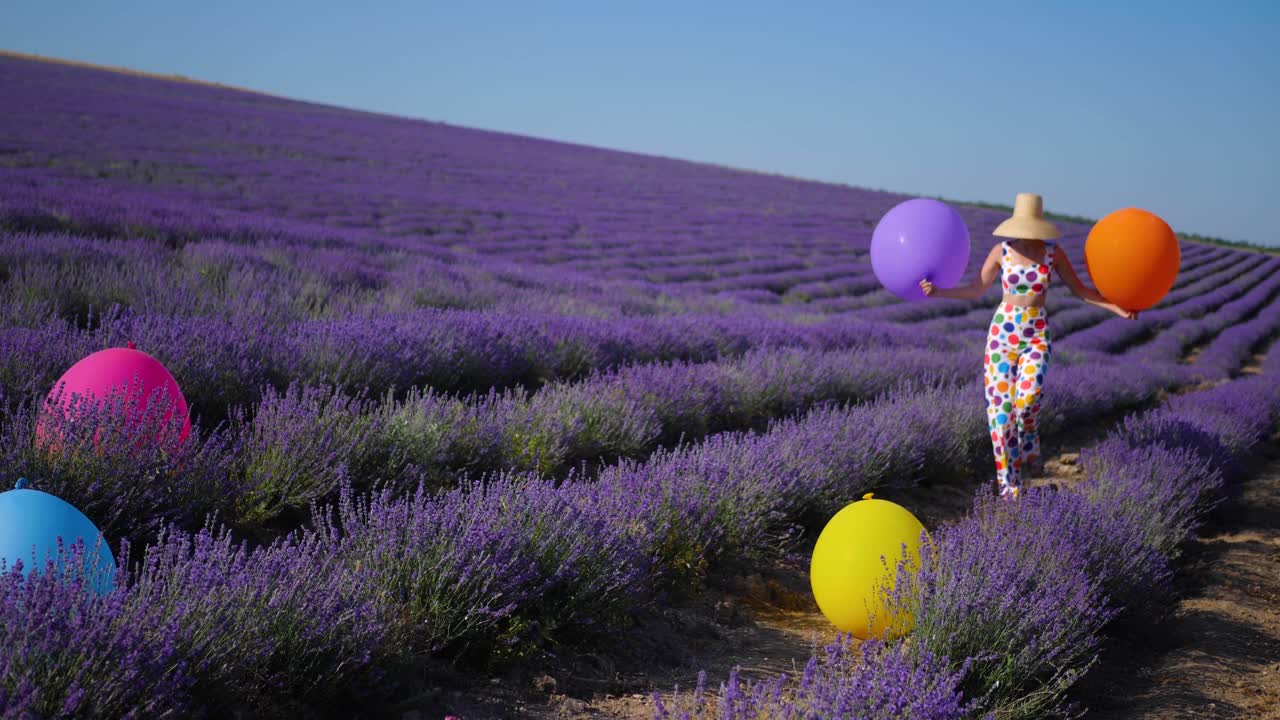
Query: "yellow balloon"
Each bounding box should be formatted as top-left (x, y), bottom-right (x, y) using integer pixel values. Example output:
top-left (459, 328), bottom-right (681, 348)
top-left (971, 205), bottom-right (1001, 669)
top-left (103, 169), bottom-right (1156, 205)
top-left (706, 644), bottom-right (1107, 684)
top-left (809, 493), bottom-right (928, 639)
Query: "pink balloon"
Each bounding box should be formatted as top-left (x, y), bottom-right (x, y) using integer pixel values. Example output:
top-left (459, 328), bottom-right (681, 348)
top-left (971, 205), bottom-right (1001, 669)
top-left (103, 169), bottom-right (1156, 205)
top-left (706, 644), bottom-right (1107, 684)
top-left (39, 345), bottom-right (190, 448)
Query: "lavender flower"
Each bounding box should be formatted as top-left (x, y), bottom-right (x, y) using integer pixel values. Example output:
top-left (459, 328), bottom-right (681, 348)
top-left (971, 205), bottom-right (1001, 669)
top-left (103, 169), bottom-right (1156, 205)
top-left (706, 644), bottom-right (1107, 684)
top-left (653, 637), bottom-right (986, 720)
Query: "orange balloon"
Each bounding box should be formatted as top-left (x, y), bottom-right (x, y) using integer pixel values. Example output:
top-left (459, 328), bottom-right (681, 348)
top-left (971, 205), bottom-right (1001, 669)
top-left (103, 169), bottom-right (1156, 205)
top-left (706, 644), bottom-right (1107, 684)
top-left (1084, 208), bottom-right (1180, 311)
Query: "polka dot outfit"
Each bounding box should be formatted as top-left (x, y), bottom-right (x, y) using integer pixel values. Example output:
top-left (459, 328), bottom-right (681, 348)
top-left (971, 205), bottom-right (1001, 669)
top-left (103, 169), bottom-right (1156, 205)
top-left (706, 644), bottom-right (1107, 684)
top-left (987, 241), bottom-right (1054, 499)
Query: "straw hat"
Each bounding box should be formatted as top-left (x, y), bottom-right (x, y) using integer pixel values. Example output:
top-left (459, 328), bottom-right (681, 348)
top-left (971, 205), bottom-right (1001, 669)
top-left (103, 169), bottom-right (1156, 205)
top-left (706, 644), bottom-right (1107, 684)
top-left (992, 193), bottom-right (1062, 240)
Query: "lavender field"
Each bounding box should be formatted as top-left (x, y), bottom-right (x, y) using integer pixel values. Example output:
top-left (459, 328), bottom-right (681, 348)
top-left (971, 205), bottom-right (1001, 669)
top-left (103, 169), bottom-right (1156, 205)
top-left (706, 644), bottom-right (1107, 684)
top-left (2, 53), bottom-right (1280, 719)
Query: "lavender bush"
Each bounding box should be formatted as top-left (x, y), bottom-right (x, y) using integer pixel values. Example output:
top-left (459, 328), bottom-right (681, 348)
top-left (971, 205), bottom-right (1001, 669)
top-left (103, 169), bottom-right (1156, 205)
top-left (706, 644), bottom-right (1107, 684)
top-left (233, 383), bottom-right (378, 527)
top-left (1078, 439), bottom-right (1223, 574)
top-left (885, 492), bottom-right (1112, 719)
top-left (0, 385), bottom-right (240, 540)
top-left (119, 525), bottom-right (387, 715)
top-left (0, 524), bottom-right (387, 719)
top-left (653, 638), bottom-right (985, 720)
top-left (0, 544), bottom-right (192, 719)
top-left (328, 477), bottom-right (647, 661)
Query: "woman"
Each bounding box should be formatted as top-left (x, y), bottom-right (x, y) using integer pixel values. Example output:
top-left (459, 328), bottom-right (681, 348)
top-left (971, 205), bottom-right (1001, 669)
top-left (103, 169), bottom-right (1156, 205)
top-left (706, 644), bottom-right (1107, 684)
top-left (919, 193), bottom-right (1137, 500)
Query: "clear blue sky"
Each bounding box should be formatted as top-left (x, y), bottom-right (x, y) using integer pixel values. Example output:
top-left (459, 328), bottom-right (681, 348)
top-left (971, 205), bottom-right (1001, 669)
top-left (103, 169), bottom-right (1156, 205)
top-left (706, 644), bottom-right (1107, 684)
top-left (3, 1), bottom-right (1278, 244)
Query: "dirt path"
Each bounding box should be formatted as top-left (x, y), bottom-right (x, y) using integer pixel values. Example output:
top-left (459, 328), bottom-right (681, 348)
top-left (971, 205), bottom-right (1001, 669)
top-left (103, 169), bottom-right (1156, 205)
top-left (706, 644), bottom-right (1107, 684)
top-left (1082, 443), bottom-right (1280, 719)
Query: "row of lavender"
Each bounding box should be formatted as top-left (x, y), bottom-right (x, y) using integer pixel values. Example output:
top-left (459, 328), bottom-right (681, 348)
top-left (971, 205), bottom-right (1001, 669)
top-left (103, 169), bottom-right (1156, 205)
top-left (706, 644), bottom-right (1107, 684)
top-left (656, 367), bottom-right (1280, 720)
top-left (5, 178), bottom-right (1222, 329)
top-left (0, 56), bottom-right (1016, 292)
top-left (0, 291), bottom-right (938, 421)
top-left (0, 74), bottom-right (1244, 338)
top-left (0, 230), bottom-right (1248, 431)
top-left (0, 347), bottom-right (1200, 717)
top-left (9, 52), bottom-right (1209, 324)
top-left (0, 229), bottom-right (735, 326)
top-left (1060, 254), bottom-right (1280, 353)
top-left (0, 220), bottom-right (1248, 399)
top-left (3, 345), bottom-right (974, 537)
top-left (6, 239), bottom-right (1277, 540)
top-left (0, 233), bottom-right (1258, 531)
top-left (0, 232), bottom-right (1242, 421)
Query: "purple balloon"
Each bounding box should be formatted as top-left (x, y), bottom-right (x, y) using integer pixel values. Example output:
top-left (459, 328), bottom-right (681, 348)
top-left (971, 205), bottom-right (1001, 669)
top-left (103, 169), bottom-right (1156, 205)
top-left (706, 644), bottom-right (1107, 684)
top-left (870, 199), bottom-right (971, 301)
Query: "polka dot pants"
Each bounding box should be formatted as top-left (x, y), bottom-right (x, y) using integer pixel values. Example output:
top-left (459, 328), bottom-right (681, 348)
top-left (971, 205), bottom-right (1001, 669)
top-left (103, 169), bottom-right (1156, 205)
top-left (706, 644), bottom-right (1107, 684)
top-left (985, 302), bottom-right (1050, 499)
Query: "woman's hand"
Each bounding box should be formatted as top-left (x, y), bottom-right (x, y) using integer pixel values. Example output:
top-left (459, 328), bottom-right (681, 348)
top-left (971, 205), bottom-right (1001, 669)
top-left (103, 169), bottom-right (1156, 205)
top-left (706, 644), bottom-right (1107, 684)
top-left (1113, 304), bottom-right (1139, 320)
top-left (919, 279), bottom-right (936, 297)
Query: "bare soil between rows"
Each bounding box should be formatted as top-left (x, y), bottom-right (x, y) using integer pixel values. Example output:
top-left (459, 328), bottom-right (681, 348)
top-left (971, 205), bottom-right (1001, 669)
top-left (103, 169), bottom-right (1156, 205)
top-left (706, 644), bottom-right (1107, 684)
top-left (1079, 439), bottom-right (1280, 719)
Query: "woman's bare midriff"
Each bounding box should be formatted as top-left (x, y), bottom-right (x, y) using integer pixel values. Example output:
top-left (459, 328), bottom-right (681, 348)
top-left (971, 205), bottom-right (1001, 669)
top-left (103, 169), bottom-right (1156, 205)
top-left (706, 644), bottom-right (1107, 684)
top-left (1001, 294), bottom-right (1047, 308)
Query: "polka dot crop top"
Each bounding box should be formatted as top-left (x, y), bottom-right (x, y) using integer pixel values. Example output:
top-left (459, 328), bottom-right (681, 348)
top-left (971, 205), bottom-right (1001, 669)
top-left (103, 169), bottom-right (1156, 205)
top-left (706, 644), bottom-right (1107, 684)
top-left (1001, 241), bottom-right (1055, 298)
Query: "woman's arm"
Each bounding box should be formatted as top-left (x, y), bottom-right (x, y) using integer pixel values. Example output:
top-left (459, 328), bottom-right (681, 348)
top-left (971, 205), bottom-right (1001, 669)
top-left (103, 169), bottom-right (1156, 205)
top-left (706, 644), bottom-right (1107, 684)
top-left (1054, 250), bottom-right (1139, 319)
top-left (920, 244), bottom-right (1000, 301)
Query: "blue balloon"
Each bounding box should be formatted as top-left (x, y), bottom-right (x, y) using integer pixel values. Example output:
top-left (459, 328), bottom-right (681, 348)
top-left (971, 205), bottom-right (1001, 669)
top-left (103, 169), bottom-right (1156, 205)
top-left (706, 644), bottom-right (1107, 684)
top-left (0, 480), bottom-right (115, 595)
